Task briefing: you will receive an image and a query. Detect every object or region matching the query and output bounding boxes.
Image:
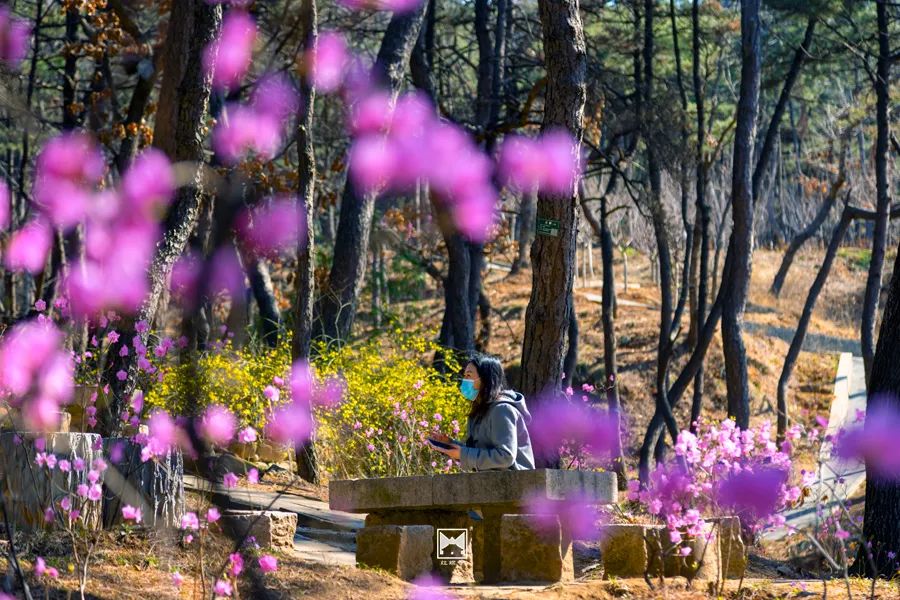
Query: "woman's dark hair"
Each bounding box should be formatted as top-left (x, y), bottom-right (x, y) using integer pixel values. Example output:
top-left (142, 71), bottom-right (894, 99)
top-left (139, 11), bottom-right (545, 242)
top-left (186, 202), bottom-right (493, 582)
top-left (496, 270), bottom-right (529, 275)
top-left (466, 352), bottom-right (506, 423)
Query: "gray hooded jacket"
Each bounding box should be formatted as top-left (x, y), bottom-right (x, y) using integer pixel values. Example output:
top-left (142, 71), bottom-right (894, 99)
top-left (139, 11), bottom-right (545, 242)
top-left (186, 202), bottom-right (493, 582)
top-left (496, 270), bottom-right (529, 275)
top-left (453, 390), bottom-right (535, 471)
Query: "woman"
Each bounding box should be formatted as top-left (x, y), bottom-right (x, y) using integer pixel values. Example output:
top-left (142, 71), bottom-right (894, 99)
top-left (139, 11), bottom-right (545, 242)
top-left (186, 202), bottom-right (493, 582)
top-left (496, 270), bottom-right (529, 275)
top-left (430, 353), bottom-right (535, 471)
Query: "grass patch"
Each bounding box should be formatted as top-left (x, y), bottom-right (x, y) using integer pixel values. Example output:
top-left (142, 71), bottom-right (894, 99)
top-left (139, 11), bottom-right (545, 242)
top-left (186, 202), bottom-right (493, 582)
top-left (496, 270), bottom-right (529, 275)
top-left (838, 247), bottom-right (872, 270)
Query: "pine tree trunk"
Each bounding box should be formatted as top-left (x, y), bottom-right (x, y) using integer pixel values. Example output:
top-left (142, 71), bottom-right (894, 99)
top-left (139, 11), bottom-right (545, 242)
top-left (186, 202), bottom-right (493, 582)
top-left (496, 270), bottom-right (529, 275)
top-left (520, 0), bottom-right (586, 468)
top-left (722, 0), bottom-right (761, 430)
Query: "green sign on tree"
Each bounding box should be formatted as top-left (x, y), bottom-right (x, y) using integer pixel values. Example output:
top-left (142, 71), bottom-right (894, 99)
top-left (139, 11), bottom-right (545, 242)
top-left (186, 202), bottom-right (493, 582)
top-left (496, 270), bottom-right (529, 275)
top-left (536, 217), bottom-right (560, 237)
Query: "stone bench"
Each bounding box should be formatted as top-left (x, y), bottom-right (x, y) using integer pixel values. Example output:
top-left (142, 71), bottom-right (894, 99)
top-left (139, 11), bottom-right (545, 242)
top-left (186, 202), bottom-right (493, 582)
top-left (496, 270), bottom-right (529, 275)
top-left (330, 468), bottom-right (617, 584)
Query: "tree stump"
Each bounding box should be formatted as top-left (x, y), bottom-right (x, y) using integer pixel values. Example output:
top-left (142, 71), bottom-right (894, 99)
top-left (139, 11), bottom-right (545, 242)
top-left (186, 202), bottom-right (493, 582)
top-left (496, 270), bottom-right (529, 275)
top-left (102, 438), bottom-right (184, 529)
top-left (0, 432), bottom-right (103, 531)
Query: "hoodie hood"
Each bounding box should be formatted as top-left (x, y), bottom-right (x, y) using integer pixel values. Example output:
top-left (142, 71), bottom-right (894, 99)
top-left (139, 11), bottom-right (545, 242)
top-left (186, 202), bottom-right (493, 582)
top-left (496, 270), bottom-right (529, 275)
top-left (493, 389), bottom-right (531, 424)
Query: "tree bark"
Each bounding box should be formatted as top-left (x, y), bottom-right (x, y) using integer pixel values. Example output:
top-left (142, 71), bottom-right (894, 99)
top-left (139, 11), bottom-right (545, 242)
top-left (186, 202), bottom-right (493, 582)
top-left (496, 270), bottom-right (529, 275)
top-left (688, 0), bottom-right (710, 432)
top-left (722, 0), bottom-right (761, 430)
top-left (860, 0), bottom-right (891, 384)
top-left (100, 0), bottom-right (222, 433)
top-left (315, 4), bottom-right (427, 344)
top-left (510, 191), bottom-right (536, 274)
top-left (520, 0), bottom-right (586, 468)
top-left (861, 227), bottom-right (900, 573)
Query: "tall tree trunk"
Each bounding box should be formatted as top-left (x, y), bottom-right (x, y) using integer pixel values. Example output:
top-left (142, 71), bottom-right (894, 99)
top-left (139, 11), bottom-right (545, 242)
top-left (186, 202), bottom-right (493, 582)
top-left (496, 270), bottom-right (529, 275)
top-left (722, 0), bottom-right (761, 430)
top-left (100, 0), bottom-right (222, 434)
top-left (520, 0), bottom-right (586, 468)
top-left (643, 0), bottom-right (680, 454)
top-left (860, 0), bottom-right (891, 383)
top-left (245, 255), bottom-right (281, 347)
top-left (688, 0), bottom-right (710, 432)
top-left (315, 5), bottom-right (427, 344)
top-left (292, 0), bottom-right (320, 485)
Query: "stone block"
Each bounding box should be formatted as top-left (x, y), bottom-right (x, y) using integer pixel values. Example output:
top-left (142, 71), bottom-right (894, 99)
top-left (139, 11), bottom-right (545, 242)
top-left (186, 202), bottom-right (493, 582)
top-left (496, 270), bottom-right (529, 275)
top-left (499, 514), bottom-right (573, 583)
top-left (647, 524), bottom-right (720, 581)
top-left (356, 525), bottom-right (434, 581)
top-left (0, 432), bottom-right (102, 531)
top-left (222, 510), bottom-right (297, 550)
top-left (330, 475), bottom-right (433, 512)
top-left (711, 516), bottom-right (746, 579)
top-left (330, 469), bottom-right (617, 513)
top-left (599, 524), bottom-right (653, 578)
top-left (101, 439), bottom-right (184, 529)
top-left (366, 510), bottom-right (474, 583)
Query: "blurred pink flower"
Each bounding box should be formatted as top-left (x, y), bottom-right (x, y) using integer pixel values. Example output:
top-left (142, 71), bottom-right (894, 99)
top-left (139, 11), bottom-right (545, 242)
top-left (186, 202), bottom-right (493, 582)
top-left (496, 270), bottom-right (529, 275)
top-left (529, 397), bottom-right (620, 463)
top-left (4, 219), bottom-right (52, 274)
top-left (716, 466), bottom-right (789, 523)
top-left (121, 148), bottom-right (175, 219)
top-left (266, 401), bottom-right (312, 448)
top-left (212, 104), bottom-right (283, 163)
top-left (408, 572), bottom-right (452, 600)
top-left (252, 74), bottom-right (300, 122)
top-left (0, 7), bottom-right (31, 68)
top-left (0, 180), bottom-right (9, 229)
top-left (207, 507), bottom-right (221, 523)
top-left (121, 505), bottom-right (142, 523)
top-left (223, 472), bottom-right (239, 488)
top-left (308, 32), bottom-right (349, 93)
top-left (247, 468), bottom-right (259, 484)
top-left (258, 554), bottom-right (278, 573)
top-left (834, 398), bottom-right (900, 480)
top-left (181, 512), bottom-right (200, 531)
top-left (213, 579), bottom-right (232, 597)
top-left (237, 197), bottom-right (306, 259)
top-left (497, 130), bottom-right (581, 196)
top-left (238, 427), bottom-right (258, 443)
top-left (207, 244), bottom-right (245, 298)
top-left (172, 572), bottom-right (184, 588)
top-left (204, 11), bottom-right (256, 90)
top-left (451, 188), bottom-right (497, 243)
top-left (349, 91), bottom-right (394, 136)
top-left (349, 134), bottom-right (398, 192)
top-left (524, 491), bottom-right (606, 540)
top-left (199, 405), bottom-right (237, 446)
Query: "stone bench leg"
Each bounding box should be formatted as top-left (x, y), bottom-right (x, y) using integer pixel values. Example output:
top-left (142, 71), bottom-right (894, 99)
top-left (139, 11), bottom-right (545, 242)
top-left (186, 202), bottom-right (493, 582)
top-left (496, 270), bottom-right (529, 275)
top-left (473, 510), bottom-right (573, 584)
top-left (365, 510), bottom-right (474, 583)
top-left (356, 525), bottom-right (433, 581)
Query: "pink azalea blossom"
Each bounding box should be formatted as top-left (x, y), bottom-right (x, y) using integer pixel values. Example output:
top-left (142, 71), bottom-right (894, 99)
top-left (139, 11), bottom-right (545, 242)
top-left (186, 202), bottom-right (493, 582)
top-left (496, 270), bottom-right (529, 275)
top-left (247, 468), bottom-right (259, 484)
top-left (266, 400), bottom-right (312, 448)
top-left (121, 148), bottom-right (175, 219)
top-left (121, 505), bottom-right (142, 523)
top-left (207, 507), bottom-right (221, 523)
top-left (716, 466), bottom-right (789, 522)
top-left (251, 74), bottom-right (299, 123)
top-left (199, 404), bottom-right (237, 446)
top-left (204, 11), bottom-right (256, 91)
top-left (308, 31), bottom-right (349, 93)
top-left (497, 129), bottom-right (582, 196)
top-left (834, 398), bottom-right (900, 480)
top-left (524, 491), bottom-right (606, 540)
top-left (238, 427), bottom-right (258, 444)
top-left (4, 218), bottom-right (52, 274)
top-left (228, 552), bottom-right (244, 577)
top-left (408, 573), bottom-right (453, 600)
top-left (172, 572), bottom-right (185, 588)
top-left (181, 512), bottom-right (200, 531)
top-left (213, 579), bottom-right (233, 597)
top-left (258, 554), bottom-right (278, 573)
top-left (236, 197), bottom-right (306, 259)
top-left (222, 472), bottom-right (239, 488)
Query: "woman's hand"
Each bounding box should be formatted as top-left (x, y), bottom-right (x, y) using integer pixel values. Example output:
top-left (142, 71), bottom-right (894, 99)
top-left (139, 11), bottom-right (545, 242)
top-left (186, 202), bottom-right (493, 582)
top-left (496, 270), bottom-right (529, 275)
top-left (430, 440), bottom-right (461, 461)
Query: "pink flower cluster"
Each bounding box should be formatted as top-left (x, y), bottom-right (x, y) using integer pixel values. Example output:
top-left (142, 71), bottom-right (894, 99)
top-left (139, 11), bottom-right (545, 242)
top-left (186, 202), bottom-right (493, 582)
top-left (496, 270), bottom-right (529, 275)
top-left (834, 398), bottom-right (900, 480)
top-left (212, 75), bottom-right (299, 164)
top-left (235, 196), bottom-right (307, 259)
top-left (528, 394), bottom-right (620, 468)
top-left (265, 360), bottom-right (342, 447)
top-left (204, 10), bottom-right (256, 91)
top-left (0, 320), bottom-right (72, 431)
top-left (348, 92), bottom-right (498, 241)
top-left (629, 419), bottom-right (801, 547)
top-left (497, 130), bottom-right (583, 196)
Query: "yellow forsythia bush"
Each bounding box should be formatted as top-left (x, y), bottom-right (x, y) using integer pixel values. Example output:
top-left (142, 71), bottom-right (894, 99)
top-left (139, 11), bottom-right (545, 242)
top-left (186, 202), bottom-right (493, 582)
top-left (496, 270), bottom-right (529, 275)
top-left (314, 331), bottom-right (470, 479)
top-left (145, 340), bottom-right (291, 430)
